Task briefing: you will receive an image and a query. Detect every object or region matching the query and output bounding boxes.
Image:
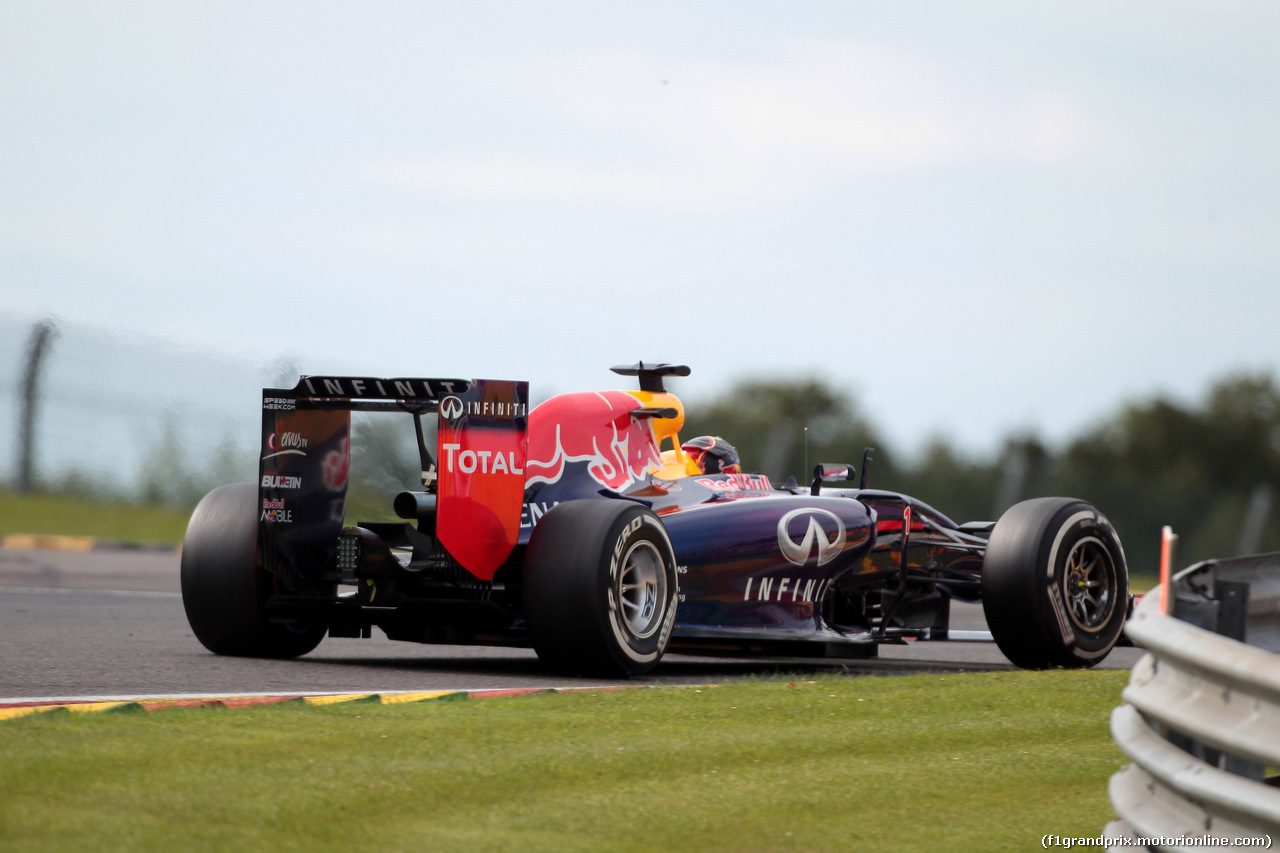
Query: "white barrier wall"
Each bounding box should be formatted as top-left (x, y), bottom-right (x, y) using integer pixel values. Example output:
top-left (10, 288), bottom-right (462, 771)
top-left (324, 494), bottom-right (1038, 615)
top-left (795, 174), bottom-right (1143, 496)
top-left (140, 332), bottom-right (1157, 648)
top-left (1105, 572), bottom-right (1280, 851)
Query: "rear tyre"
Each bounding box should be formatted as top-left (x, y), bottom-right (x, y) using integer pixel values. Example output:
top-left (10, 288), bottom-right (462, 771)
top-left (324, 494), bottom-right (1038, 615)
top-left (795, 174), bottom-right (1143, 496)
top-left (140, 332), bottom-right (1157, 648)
top-left (981, 497), bottom-right (1127, 669)
top-left (181, 483), bottom-right (327, 658)
top-left (523, 500), bottom-right (678, 677)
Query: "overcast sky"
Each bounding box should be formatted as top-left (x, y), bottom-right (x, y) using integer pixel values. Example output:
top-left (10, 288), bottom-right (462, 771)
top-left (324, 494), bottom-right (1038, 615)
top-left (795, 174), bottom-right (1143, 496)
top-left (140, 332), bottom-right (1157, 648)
top-left (3, 1), bottom-right (1277, 458)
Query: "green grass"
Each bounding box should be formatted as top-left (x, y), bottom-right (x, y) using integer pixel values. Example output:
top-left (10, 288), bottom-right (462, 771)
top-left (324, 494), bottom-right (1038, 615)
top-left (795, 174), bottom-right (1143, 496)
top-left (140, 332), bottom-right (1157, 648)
top-left (0, 671), bottom-right (1131, 853)
top-left (0, 492), bottom-right (191, 545)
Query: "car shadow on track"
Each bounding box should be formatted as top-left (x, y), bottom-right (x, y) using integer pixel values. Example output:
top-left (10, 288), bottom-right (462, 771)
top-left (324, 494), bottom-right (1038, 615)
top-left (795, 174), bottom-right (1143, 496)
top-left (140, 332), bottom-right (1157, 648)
top-left (294, 651), bottom-right (1012, 685)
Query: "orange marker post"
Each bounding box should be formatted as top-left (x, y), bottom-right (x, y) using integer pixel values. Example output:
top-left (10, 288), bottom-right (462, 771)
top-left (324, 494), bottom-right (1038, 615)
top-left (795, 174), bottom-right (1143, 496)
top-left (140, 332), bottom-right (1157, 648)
top-left (1158, 525), bottom-right (1177, 614)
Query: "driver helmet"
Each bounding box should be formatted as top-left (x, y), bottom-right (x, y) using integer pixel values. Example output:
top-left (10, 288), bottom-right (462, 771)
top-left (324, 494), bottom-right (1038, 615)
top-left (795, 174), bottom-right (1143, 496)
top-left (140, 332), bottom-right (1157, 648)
top-left (681, 435), bottom-right (741, 474)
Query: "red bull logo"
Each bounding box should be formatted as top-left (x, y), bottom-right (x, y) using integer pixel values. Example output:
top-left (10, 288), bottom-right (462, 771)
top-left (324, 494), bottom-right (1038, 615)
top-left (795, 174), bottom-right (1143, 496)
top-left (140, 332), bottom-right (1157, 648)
top-left (322, 437), bottom-right (350, 491)
top-left (525, 391), bottom-right (662, 492)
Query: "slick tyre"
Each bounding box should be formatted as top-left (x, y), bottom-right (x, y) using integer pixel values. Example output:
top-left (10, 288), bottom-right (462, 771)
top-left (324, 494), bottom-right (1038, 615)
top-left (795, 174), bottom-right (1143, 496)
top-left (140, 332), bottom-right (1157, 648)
top-left (524, 500), bottom-right (679, 677)
top-left (181, 483), bottom-right (327, 658)
top-left (981, 498), bottom-right (1128, 669)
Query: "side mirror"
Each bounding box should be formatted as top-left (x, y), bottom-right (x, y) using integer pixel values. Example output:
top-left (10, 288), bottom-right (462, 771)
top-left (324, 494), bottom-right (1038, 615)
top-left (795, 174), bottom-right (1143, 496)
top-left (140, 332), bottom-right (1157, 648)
top-left (810, 463), bottom-right (857, 496)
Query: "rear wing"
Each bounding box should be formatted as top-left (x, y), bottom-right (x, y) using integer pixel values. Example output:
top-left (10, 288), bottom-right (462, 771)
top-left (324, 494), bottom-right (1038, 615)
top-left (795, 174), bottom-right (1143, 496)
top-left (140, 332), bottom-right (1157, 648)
top-left (276, 376), bottom-right (472, 412)
top-left (257, 375), bottom-right (528, 585)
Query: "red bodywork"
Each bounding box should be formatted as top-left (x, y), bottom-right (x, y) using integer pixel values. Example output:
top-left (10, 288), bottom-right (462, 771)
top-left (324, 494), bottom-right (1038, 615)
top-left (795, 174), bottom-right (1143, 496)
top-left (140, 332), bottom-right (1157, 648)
top-left (435, 380), bottom-right (529, 580)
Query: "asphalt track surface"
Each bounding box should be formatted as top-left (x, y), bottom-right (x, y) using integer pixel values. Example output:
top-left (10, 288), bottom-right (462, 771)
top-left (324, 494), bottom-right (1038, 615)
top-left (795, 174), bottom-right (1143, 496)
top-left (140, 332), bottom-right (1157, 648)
top-left (0, 547), bottom-right (1143, 703)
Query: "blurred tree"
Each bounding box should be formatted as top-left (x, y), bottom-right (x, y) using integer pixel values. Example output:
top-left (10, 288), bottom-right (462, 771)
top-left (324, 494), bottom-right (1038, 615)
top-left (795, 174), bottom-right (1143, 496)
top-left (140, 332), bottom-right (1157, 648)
top-left (49, 467), bottom-right (121, 503)
top-left (682, 372), bottom-right (1280, 579)
top-left (1049, 373), bottom-right (1280, 574)
top-left (890, 438), bottom-right (1002, 524)
top-left (133, 421), bottom-right (253, 509)
top-left (136, 415), bottom-right (206, 507)
top-left (344, 413), bottom-right (423, 522)
top-left (1201, 374), bottom-right (1280, 490)
top-left (349, 413), bottom-right (421, 494)
top-left (682, 378), bottom-right (893, 485)
top-left (204, 433), bottom-right (253, 488)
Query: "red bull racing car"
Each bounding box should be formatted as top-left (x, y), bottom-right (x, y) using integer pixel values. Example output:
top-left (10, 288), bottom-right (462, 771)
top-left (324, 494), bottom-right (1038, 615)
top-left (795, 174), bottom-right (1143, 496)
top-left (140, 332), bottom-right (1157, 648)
top-left (181, 363), bottom-right (1130, 676)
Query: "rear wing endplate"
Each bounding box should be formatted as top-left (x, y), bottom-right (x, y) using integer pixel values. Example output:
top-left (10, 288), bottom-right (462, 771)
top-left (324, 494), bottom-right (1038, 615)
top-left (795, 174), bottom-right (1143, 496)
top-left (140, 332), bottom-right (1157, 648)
top-left (257, 375), bottom-right (526, 586)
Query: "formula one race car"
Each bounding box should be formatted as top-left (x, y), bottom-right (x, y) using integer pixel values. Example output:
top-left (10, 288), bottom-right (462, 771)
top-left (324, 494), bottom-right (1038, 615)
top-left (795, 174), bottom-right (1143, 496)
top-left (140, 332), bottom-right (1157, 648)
top-left (181, 363), bottom-right (1129, 676)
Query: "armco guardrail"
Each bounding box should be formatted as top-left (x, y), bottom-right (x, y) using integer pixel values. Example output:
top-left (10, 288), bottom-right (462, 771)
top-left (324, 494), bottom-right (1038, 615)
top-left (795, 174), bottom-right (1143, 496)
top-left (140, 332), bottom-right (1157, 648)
top-left (1105, 552), bottom-right (1280, 851)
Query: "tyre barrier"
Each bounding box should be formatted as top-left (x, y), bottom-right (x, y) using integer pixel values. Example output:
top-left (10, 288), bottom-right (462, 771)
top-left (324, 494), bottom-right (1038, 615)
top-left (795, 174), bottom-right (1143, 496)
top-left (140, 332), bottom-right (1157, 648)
top-left (1105, 552), bottom-right (1280, 851)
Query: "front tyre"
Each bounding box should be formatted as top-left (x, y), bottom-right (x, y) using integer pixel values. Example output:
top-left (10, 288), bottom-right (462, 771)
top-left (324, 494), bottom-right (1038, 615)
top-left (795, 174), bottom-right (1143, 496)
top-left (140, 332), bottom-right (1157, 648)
top-left (523, 500), bottom-right (679, 677)
top-left (181, 483), bottom-right (327, 658)
top-left (981, 497), bottom-right (1127, 669)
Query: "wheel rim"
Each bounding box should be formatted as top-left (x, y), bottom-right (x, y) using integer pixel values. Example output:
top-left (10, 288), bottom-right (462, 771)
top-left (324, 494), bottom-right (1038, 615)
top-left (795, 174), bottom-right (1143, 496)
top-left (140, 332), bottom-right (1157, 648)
top-left (616, 540), bottom-right (666, 640)
top-left (1062, 536), bottom-right (1116, 632)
